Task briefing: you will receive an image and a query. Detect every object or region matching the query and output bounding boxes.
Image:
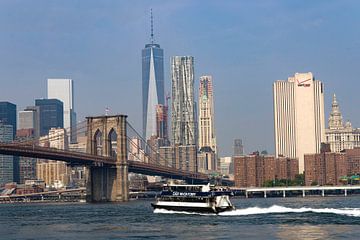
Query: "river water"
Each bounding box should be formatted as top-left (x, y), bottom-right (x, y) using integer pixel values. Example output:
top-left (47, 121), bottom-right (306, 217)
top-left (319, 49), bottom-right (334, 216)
top-left (1, 196), bottom-right (360, 239)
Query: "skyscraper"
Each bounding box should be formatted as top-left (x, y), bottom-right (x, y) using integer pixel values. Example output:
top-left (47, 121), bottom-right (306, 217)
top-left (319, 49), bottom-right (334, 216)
top-left (0, 101), bottom-right (16, 138)
top-left (156, 104), bottom-right (169, 146)
top-left (142, 10), bottom-right (164, 141)
top-left (47, 78), bottom-right (77, 143)
top-left (0, 123), bottom-right (13, 186)
top-left (198, 75), bottom-right (217, 153)
top-left (273, 72), bottom-right (325, 173)
top-left (171, 56), bottom-right (196, 146)
top-left (234, 139), bottom-right (244, 156)
top-left (35, 99), bottom-right (64, 136)
top-left (18, 106), bottom-right (40, 138)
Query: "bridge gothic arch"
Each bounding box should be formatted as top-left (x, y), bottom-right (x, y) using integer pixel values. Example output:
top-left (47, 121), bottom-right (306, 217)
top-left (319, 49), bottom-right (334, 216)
top-left (93, 129), bottom-right (103, 156)
top-left (108, 128), bottom-right (117, 158)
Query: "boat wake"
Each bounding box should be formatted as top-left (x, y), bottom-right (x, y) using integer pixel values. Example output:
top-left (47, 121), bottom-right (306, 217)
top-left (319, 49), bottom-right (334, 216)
top-left (219, 205), bottom-right (360, 217)
top-left (154, 205), bottom-right (360, 217)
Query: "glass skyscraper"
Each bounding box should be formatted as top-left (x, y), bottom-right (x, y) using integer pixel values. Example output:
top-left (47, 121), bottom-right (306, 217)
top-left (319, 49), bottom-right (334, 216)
top-left (142, 12), bottom-right (164, 141)
top-left (35, 99), bottom-right (64, 136)
top-left (47, 78), bottom-right (77, 143)
top-left (0, 101), bottom-right (16, 138)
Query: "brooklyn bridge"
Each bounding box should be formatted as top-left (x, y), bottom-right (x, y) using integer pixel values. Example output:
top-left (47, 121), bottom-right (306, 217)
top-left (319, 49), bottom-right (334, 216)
top-left (0, 114), bottom-right (228, 202)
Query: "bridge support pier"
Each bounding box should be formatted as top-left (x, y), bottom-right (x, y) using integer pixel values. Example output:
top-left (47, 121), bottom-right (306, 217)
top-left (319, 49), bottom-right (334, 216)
top-left (86, 115), bottom-right (129, 202)
top-left (87, 164), bottom-right (128, 202)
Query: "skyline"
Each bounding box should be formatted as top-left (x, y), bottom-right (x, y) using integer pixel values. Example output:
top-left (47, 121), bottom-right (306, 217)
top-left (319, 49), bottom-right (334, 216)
top-left (1, 1), bottom-right (360, 156)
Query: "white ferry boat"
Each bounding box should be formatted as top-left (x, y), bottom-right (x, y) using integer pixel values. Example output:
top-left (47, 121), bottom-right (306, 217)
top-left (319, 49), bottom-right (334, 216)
top-left (151, 183), bottom-right (235, 214)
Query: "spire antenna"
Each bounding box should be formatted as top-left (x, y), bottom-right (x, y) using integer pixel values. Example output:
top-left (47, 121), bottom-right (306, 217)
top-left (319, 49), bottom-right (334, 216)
top-left (150, 8), bottom-right (154, 44)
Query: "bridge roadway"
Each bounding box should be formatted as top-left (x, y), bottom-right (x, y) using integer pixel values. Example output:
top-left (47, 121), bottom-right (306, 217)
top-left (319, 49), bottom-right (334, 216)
top-left (0, 143), bottom-right (209, 182)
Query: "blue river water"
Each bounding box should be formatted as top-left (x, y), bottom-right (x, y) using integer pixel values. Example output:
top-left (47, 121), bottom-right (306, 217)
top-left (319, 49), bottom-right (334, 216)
top-left (1, 196), bottom-right (360, 239)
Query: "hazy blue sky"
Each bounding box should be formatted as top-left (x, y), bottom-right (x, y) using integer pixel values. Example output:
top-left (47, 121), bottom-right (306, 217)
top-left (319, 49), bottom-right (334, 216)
top-left (1, 0), bottom-right (360, 156)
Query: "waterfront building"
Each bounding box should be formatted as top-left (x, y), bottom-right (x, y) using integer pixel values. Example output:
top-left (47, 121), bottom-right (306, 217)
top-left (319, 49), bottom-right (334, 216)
top-left (48, 78), bottom-right (77, 143)
top-left (273, 72), bottom-right (325, 173)
top-left (0, 101), bottom-right (16, 138)
top-left (35, 99), bottom-right (64, 136)
top-left (0, 123), bottom-right (14, 186)
top-left (304, 151), bottom-right (347, 186)
top-left (198, 75), bottom-right (217, 153)
top-left (171, 56), bottom-right (197, 146)
top-left (233, 139), bottom-right (244, 156)
top-left (142, 10), bottom-right (164, 141)
top-left (234, 154), bottom-right (298, 188)
top-left (325, 94), bottom-right (360, 152)
top-left (36, 128), bottom-right (70, 188)
top-left (344, 148), bottom-right (360, 176)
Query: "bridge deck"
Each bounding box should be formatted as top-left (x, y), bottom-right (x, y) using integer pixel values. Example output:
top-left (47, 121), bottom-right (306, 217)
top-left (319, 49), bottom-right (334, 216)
top-left (0, 143), bottom-right (209, 182)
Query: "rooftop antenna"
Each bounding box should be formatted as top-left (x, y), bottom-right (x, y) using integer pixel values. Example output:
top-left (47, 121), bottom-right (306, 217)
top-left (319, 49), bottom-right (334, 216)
top-left (150, 8), bottom-right (154, 44)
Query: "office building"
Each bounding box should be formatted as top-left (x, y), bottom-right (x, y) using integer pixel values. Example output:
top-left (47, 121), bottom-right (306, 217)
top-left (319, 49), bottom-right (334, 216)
top-left (37, 128), bottom-right (70, 188)
top-left (171, 56), bottom-right (197, 146)
top-left (0, 123), bottom-right (13, 186)
top-left (234, 139), bottom-right (244, 156)
top-left (198, 75), bottom-right (217, 153)
top-left (156, 104), bottom-right (169, 146)
top-left (219, 157), bottom-right (233, 176)
top-left (325, 94), bottom-right (360, 152)
top-left (35, 99), bottom-right (64, 136)
top-left (159, 145), bottom-right (197, 172)
top-left (273, 72), bottom-right (325, 173)
top-left (198, 147), bottom-right (216, 173)
top-left (47, 78), bottom-right (77, 143)
top-left (18, 106), bottom-right (40, 138)
top-left (16, 129), bottom-right (37, 184)
top-left (0, 101), bottom-right (16, 138)
top-left (142, 11), bottom-right (164, 141)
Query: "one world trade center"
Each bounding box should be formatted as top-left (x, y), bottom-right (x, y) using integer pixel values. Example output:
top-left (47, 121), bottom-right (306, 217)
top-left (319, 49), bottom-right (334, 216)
top-left (142, 10), bottom-right (164, 141)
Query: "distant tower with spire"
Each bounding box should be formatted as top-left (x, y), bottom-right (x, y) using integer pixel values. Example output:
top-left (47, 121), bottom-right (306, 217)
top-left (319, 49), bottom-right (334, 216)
top-left (325, 93), bottom-right (360, 152)
top-left (328, 94), bottom-right (343, 129)
top-left (142, 9), bottom-right (164, 141)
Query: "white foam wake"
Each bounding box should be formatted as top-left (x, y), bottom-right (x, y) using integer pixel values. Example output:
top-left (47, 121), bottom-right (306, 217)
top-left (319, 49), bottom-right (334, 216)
top-left (219, 205), bottom-right (360, 217)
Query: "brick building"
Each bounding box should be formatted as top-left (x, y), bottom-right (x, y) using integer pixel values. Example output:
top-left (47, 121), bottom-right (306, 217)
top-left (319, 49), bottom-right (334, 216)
top-left (304, 147), bottom-right (360, 186)
top-left (304, 152), bottom-right (347, 186)
top-left (344, 148), bottom-right (360, 175)
top-left (234, 154), bottom-right (298, 188)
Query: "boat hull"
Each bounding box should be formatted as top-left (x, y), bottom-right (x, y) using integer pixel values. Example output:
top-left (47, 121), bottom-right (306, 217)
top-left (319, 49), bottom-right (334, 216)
top-left (151, 203), bottom-right (234, 214)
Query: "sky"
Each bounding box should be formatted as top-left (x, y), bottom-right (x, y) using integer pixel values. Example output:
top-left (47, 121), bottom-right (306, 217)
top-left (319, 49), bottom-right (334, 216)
top-left (1, 0), bottom-right (360, 157)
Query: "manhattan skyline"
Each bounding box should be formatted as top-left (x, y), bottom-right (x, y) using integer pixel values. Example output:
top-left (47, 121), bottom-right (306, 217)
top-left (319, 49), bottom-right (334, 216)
top-left (1, 1), bottom-right (360, 156)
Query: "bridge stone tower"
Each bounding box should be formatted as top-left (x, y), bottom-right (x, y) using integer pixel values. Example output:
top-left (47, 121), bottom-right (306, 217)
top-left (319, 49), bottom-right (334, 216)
top-left (86, 115), bottom-right (129, 202)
